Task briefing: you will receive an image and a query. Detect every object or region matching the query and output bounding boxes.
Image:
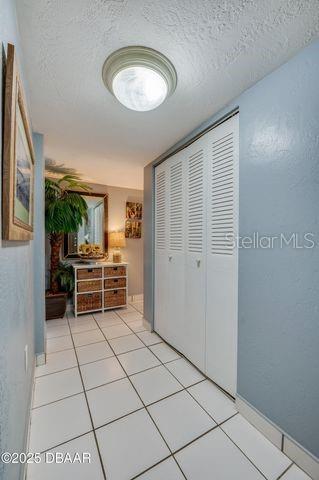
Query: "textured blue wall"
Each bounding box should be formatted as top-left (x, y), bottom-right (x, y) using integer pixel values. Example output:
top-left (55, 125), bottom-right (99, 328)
top-left (144, 39), bottom-right (319, 458)
top-left (237, 39), bottom-right (319, 459)
top-left (0, 2), bottom-right (44, 479)
top-left (33, 133), bottom-right (45, 356)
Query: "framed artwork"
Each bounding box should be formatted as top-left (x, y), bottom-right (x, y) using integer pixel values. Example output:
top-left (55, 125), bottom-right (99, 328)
top-left (125, 220), bottom-right (142, 239)
top-left (2, 44), bottom-right (35, 241)
top-left (126, 202), bottom-right (142, 220)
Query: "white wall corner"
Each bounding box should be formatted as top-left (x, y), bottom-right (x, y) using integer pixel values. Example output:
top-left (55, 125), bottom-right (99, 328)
top-left (142, 318), bottom-right (151, 332)
top-left (236, 395), bottom-right (283, 449)
top-left (283, 436), bottom-right (319, 480)
top-left (35, 352), bottom-right (46, 366)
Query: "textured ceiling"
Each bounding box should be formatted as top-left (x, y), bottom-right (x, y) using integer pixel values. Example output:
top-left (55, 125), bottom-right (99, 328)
top-left (16, 0), bottom-right (319, 189)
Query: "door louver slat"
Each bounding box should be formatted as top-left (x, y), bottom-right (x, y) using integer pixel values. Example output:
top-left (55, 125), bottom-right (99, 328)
top-left (188, 150), bottom-right (204, 253)
top-left (169, 161), bottom-right (183, 251)
top-left (155, 170), bottom-right (166, 250)
top-left (211, 132), bottom-right (234, 255)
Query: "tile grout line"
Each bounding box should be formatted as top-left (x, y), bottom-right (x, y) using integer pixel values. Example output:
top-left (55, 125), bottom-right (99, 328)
top-left (276, 463), bottom-right (294, 480)
top-left (129, 454), bottom-right (174, 480)
top-left (219, 423), bottom-right (273, 480)
top-left (32, 389), bottom-right (84, 411)
top-left (153, 329), bottom-right (285, 480)
top-left (66, 313), bottom-right (108, 480)
top-left (112, 310), bottom-right (189, 479)
top-left (39, 430), bottom-right (95, 455)
top-left (35, 364), bottom-right (79, 379)
top-left (97, 310), bottom-right (188, 480)
top-left (44, 310), bottom-right (293, 480)
top-left (172, 423), bottom-right (220, 456)
top-left (154, 331), bottom-right (236, 403)
top-left (32, 364), bottom-right (208, 415)
top-left (115, 310), bottom-right (225, 426)
top-left (115, 310), bottom-right (284, 480)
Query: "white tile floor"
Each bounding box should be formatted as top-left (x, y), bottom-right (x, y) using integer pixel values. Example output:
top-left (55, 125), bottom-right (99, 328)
top-left (27, 300), bottom-right (312, 480)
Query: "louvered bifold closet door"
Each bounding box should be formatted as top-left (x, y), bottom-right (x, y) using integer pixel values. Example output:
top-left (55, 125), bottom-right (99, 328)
top-left (166, 152), bottom-right (186, 351)
top-left (205, 114), bottom-right (239, 395)
top-left (183, 136), bottom-right (208, 371)
top-left (154, 162), bottom-right (169, 340)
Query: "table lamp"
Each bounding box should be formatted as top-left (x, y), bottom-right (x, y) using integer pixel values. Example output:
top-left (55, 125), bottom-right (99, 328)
top-left (109, 231), bottom-right (126, 263)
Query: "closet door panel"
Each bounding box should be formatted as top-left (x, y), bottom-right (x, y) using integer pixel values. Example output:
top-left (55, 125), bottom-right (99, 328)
top-left (184, 141), bottom-right (207, 370)
top-left (167, 153), bottom-right (185, 351)
top-left (154, 163), bottom-right (169, 340)
top-left (206, 115), bottom-right (239, 395)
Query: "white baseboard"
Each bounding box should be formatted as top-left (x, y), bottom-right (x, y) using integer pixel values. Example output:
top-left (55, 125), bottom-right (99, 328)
top-left (236, 395), bottom-right (319, 479)
top-left (236, 396), bottom-right (282, 449)
top-left (35, 352), bottom-right (46, 366)
top-left (130, 294), bottom-right (144, 302)
top-left (283, 436), bottom-right (319, 480)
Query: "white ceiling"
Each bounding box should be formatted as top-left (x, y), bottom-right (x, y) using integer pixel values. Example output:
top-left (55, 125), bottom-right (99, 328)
top-left (16, 0), bottom-right (319, 190)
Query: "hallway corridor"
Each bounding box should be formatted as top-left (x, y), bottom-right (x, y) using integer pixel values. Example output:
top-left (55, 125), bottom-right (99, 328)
top-left (27, 301), bottom-right (309, 480)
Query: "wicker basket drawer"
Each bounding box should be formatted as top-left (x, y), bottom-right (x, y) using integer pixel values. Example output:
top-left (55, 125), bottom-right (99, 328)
top-left (77, 268), bottom-right (102, 280)
top-left (77, 292), bottom-right (102, 312)
top-left (104, 289), bottom-right (126, 307)
top-left (104, 266), bottom-right (126, 277)
top-left (104, 278), bottom-right (126, 289)
top-left (77, 280), bottom-right (102, 293)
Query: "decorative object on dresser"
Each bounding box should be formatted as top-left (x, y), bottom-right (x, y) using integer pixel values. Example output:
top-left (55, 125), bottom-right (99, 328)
top-left (73, 262), bottom-right (128, 316)
top-left (109, 231), bottom-right (126, 263)
top-left (2, 44), bottom-right (35, 241)
top-left (45, 175), bottom-right (90, 320)
top-left (78, 243), bottom-right (106, 261)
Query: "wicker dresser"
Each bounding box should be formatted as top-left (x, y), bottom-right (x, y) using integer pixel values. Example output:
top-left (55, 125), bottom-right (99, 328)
top-left (73, 262), bottom-right (128, 316)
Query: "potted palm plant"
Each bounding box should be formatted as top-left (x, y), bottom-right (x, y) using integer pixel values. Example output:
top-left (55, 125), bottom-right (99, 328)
top-left (45, 175), bottom-right (89, 319)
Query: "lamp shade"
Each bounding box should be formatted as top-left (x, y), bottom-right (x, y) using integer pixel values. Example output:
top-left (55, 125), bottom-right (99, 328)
top-left (109, 231), bottom-right (126, 248)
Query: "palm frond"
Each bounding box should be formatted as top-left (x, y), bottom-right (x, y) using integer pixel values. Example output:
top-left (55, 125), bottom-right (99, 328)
top-left (45, 175), bottom-right (90, 234)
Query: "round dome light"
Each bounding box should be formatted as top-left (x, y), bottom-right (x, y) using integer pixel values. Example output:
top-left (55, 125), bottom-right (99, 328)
top-left (102, 46), bottom-right (177, 112)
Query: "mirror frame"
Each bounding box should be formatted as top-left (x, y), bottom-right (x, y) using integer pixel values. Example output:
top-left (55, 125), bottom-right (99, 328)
top-left (63, 191), bottom-right (108, 259)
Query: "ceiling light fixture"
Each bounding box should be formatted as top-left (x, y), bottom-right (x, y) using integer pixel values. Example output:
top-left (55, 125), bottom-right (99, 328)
top-left (102, 46), bottom-right (177, 112)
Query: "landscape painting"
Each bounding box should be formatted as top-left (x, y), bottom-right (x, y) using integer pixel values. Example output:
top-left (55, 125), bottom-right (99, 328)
top-left (2, 43), bottom-right (34, 241)
top-left (14, 104), bottom-right (33, 228)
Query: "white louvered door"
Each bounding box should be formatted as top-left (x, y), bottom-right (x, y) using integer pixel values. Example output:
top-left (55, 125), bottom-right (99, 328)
top-left (154, 162), bottom-right (169, 340)
top-left (206, 114), bottom-right (239, 395)
top-left (183, 138), bottom-right (207, 370)
top-left (167, 152), bottom-right (185, 351)
top-left (154, 114), bottom-right (239, 396)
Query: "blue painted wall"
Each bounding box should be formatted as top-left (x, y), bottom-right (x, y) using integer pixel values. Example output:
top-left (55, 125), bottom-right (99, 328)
top-left (144, 39), bottom-right (319, 458)
top-left (33, 133), bottom-right (46, 356)
top-left (237, 38), bottom-right (319, 459)
top-left (0, 2), bottom-right (45, 479)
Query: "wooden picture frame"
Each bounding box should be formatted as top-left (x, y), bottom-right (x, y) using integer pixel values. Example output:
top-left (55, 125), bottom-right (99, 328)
top-left (2, 44), bottom-right (35, 241)
top-left (63, 191), bottom-right (109, 258)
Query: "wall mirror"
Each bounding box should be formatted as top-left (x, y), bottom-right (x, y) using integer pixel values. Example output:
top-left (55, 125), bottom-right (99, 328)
top-left (63, 192), bottom-right (108, 258)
